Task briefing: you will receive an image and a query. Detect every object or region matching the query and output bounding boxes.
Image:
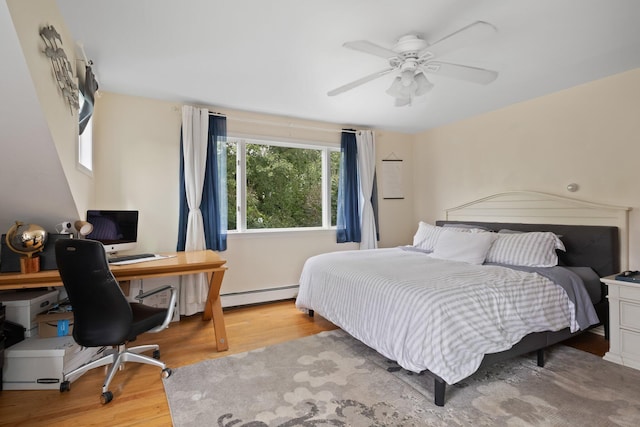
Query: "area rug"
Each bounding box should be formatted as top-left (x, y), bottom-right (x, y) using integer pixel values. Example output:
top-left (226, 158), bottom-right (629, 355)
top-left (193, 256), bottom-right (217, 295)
top-left (163, 330), bottom-right (640, 426)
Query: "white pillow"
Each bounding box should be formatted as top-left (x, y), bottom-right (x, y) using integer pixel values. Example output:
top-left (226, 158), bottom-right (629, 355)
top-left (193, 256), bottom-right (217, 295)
top-left (485, 232), bottom-right (565, 267)
top-left (412, 222), bottom-right (488, 251)
top-left (430, 229), bottom-right (497, 265)
top-left (412, 222), bottom-right (442, 251)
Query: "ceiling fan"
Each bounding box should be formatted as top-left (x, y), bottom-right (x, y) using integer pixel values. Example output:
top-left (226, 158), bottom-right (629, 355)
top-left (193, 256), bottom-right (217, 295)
top-left (327, 21), bottom-right (499, 107)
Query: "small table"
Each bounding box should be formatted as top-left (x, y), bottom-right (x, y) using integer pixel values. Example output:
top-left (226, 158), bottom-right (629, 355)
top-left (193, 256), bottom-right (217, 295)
top-left (0, 250), bottom-right (229, 352)
top-left (600, 274), bottom-right (640, 371)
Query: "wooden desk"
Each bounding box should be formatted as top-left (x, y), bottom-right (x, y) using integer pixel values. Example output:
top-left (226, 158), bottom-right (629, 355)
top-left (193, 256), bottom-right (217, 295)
top-left (0, 250), bottom-right (229, 352)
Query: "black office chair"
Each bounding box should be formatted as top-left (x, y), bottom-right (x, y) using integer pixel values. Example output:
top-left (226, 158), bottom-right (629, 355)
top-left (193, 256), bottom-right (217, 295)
top-left (55, 239), bottom-right (177, 404)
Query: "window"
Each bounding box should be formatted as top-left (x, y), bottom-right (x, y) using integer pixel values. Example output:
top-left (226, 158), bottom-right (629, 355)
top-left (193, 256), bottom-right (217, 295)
top-left (77, 92), bottom-right (93, 174)
top-left (226, 137), bottom-right (340, 231)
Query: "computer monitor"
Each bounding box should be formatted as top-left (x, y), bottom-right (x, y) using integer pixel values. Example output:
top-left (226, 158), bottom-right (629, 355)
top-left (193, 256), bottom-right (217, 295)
top-left (86, 210), bottom-right (139, 254)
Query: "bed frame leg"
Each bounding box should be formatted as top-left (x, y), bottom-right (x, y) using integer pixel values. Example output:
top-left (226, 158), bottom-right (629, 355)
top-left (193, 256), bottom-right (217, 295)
top-left (434, 376), bottom-right (446, 407)
top-left (308, 309), bottom-right (314, 318)
top-left (537, 349), bottom-right (545, 367)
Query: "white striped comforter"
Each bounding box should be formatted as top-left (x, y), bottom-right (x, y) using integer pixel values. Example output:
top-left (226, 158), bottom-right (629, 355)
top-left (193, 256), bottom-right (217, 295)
top-left (295, 248), bottom-right (577, 384)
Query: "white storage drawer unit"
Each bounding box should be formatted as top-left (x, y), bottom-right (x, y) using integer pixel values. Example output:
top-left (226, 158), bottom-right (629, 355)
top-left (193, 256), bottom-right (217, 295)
top-left (2, 336), bottom-right (98, 390)
top-left (0, 289), bottom-right (59, 337)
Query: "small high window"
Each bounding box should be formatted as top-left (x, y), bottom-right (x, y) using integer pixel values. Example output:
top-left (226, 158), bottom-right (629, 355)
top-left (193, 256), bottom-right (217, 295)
top-left (77, 92), bottom-right (93, 174)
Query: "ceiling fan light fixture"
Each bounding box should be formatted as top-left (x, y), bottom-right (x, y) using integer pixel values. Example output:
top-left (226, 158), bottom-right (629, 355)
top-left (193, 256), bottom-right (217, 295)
top-left (388, 79), bottom-right (414, 99)
top-left (400, 69), bottom-right (415, 86)
top-left (414, 72), bottom-right (434, 96)
top-left (387, 70), bottom-right (431, 103)
top-left (386, 76), bottom-right (404, 98)
top-left (395, 97), bottom-right (412, 107)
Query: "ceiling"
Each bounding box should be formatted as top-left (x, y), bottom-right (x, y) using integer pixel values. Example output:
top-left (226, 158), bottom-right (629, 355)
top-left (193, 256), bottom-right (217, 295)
top-left (56, 0), bottom-right (640, 134)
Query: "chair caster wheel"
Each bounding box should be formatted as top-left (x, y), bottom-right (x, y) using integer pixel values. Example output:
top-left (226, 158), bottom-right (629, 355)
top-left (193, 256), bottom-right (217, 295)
top-left (101, 391), bottom-right (113, 405)
top-left (60, 381), bottom-right (70, 392)
top-left (162, 368), bottom-right (172, 379)
top-left (153, 349), bottom-right (161, 359)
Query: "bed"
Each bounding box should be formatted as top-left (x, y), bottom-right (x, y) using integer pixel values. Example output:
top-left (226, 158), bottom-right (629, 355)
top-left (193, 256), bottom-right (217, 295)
top-left (296, 192), bottom-right (630, 406)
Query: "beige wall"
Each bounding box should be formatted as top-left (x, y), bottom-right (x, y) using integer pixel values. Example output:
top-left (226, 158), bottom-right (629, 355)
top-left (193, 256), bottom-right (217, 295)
top-left (93, 92), bottom-right (415, 296)
top-left (92, 93), bottom-right (182, 250)
top-left (414, 68), bottom-right (640, 269)
top-left (374, 129), bottom-right (415, 247)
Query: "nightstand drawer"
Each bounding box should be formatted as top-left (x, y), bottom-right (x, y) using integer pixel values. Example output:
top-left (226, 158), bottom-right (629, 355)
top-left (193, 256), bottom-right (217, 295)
top-left (621, 301), bottom-right (640, 330)
top-left (620, 286), bottom-right (640, 301)
top-left (621, 329), bottom-right (640, 358)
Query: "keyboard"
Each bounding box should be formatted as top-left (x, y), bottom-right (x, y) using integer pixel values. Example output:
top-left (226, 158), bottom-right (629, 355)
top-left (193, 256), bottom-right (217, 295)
top-left (108, 253), bottom-right (156, 263)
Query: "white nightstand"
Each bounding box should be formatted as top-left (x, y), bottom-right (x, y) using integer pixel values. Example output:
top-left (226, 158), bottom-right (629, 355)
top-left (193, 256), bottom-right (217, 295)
top-left (600, 275), bottom-right (640, 371)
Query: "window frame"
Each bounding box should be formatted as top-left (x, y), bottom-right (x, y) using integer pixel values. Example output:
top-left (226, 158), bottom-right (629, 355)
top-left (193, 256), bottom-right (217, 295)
top-left (226, 135), bottom-right (339, 234)
top-left (77, 91), bottom-right (93, 176)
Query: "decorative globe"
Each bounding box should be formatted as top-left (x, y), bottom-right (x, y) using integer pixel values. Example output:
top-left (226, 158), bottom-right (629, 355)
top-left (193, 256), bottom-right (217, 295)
top-left (5, 221), bottom-right (48, 257)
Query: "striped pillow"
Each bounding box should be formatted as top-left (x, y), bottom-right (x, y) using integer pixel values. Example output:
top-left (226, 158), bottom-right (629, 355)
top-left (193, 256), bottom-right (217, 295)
top-left (485, 231), bottom-right (565, 267)
top-left (412, 222), bottom-right (485, 251)
top-left (412, 222), bottom-right (442, 251)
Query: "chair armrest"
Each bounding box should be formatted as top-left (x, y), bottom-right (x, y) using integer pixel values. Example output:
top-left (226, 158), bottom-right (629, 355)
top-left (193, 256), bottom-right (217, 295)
top-left (136, 285), bottom-right (178, 332)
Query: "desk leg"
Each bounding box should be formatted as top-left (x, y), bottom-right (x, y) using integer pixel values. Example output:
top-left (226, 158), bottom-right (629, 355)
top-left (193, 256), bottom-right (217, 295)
top-left (118, 280), bottom-right (131, 296)
top-left (203, 269), bottom-right (229, 352)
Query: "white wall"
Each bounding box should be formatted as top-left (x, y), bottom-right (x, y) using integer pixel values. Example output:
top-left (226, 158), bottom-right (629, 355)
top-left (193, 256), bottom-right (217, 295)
top-left (414, 68), bottom-right (640, 269)
top-left (92, 92), bottom-right (415, 298)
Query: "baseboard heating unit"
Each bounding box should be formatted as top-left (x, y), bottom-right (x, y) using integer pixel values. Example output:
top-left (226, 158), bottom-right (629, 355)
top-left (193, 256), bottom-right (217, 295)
top-left (220, 285), bottom-right (298, 308)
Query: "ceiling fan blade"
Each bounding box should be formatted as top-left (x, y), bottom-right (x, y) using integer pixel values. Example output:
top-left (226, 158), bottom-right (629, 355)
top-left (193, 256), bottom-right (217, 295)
top-left (423, 21), bottom-right (496, 58)
top-left (327, 67), bottom-right (396, 96)
top-left (423, 61), bottom-right (498, 85)
top-left (343, 40), bottom-right (399, 59)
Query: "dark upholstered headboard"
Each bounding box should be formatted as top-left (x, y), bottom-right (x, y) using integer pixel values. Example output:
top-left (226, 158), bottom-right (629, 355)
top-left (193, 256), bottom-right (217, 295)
top-left (435, 221), bottom-right (620, 278)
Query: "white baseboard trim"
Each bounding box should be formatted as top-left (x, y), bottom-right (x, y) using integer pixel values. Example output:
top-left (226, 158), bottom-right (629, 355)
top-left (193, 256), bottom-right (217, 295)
top-left (221, 285), bottom-right (299, 308)
top-left (589, 325), bottom-right (605, 336)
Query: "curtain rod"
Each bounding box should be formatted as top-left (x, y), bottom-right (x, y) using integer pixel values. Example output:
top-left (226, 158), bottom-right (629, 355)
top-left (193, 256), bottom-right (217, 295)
top-left (208, 111), bottom-right (359, 134)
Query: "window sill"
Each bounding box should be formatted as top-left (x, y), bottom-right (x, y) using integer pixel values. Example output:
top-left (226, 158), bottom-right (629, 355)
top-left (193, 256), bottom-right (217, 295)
top-left (76, 162), bottom-right (93, 178)
top-left (227, 227), bottom-right (336, 239)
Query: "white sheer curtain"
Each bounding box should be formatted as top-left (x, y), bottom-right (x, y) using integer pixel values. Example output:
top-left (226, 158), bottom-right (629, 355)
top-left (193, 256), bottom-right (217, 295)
top-left (179, 105), bottom-right (210, 316)
top-left (356, 130), bottom-right (377, 250)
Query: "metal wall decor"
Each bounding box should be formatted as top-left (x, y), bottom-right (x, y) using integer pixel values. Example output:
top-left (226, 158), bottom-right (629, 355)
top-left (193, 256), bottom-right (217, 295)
top-left (40, 25), bottom-right (79, 112)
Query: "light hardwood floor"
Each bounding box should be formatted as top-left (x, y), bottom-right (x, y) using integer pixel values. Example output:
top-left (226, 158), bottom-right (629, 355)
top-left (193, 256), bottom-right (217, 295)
top-left (0, 300), bottom-right (607, 426)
